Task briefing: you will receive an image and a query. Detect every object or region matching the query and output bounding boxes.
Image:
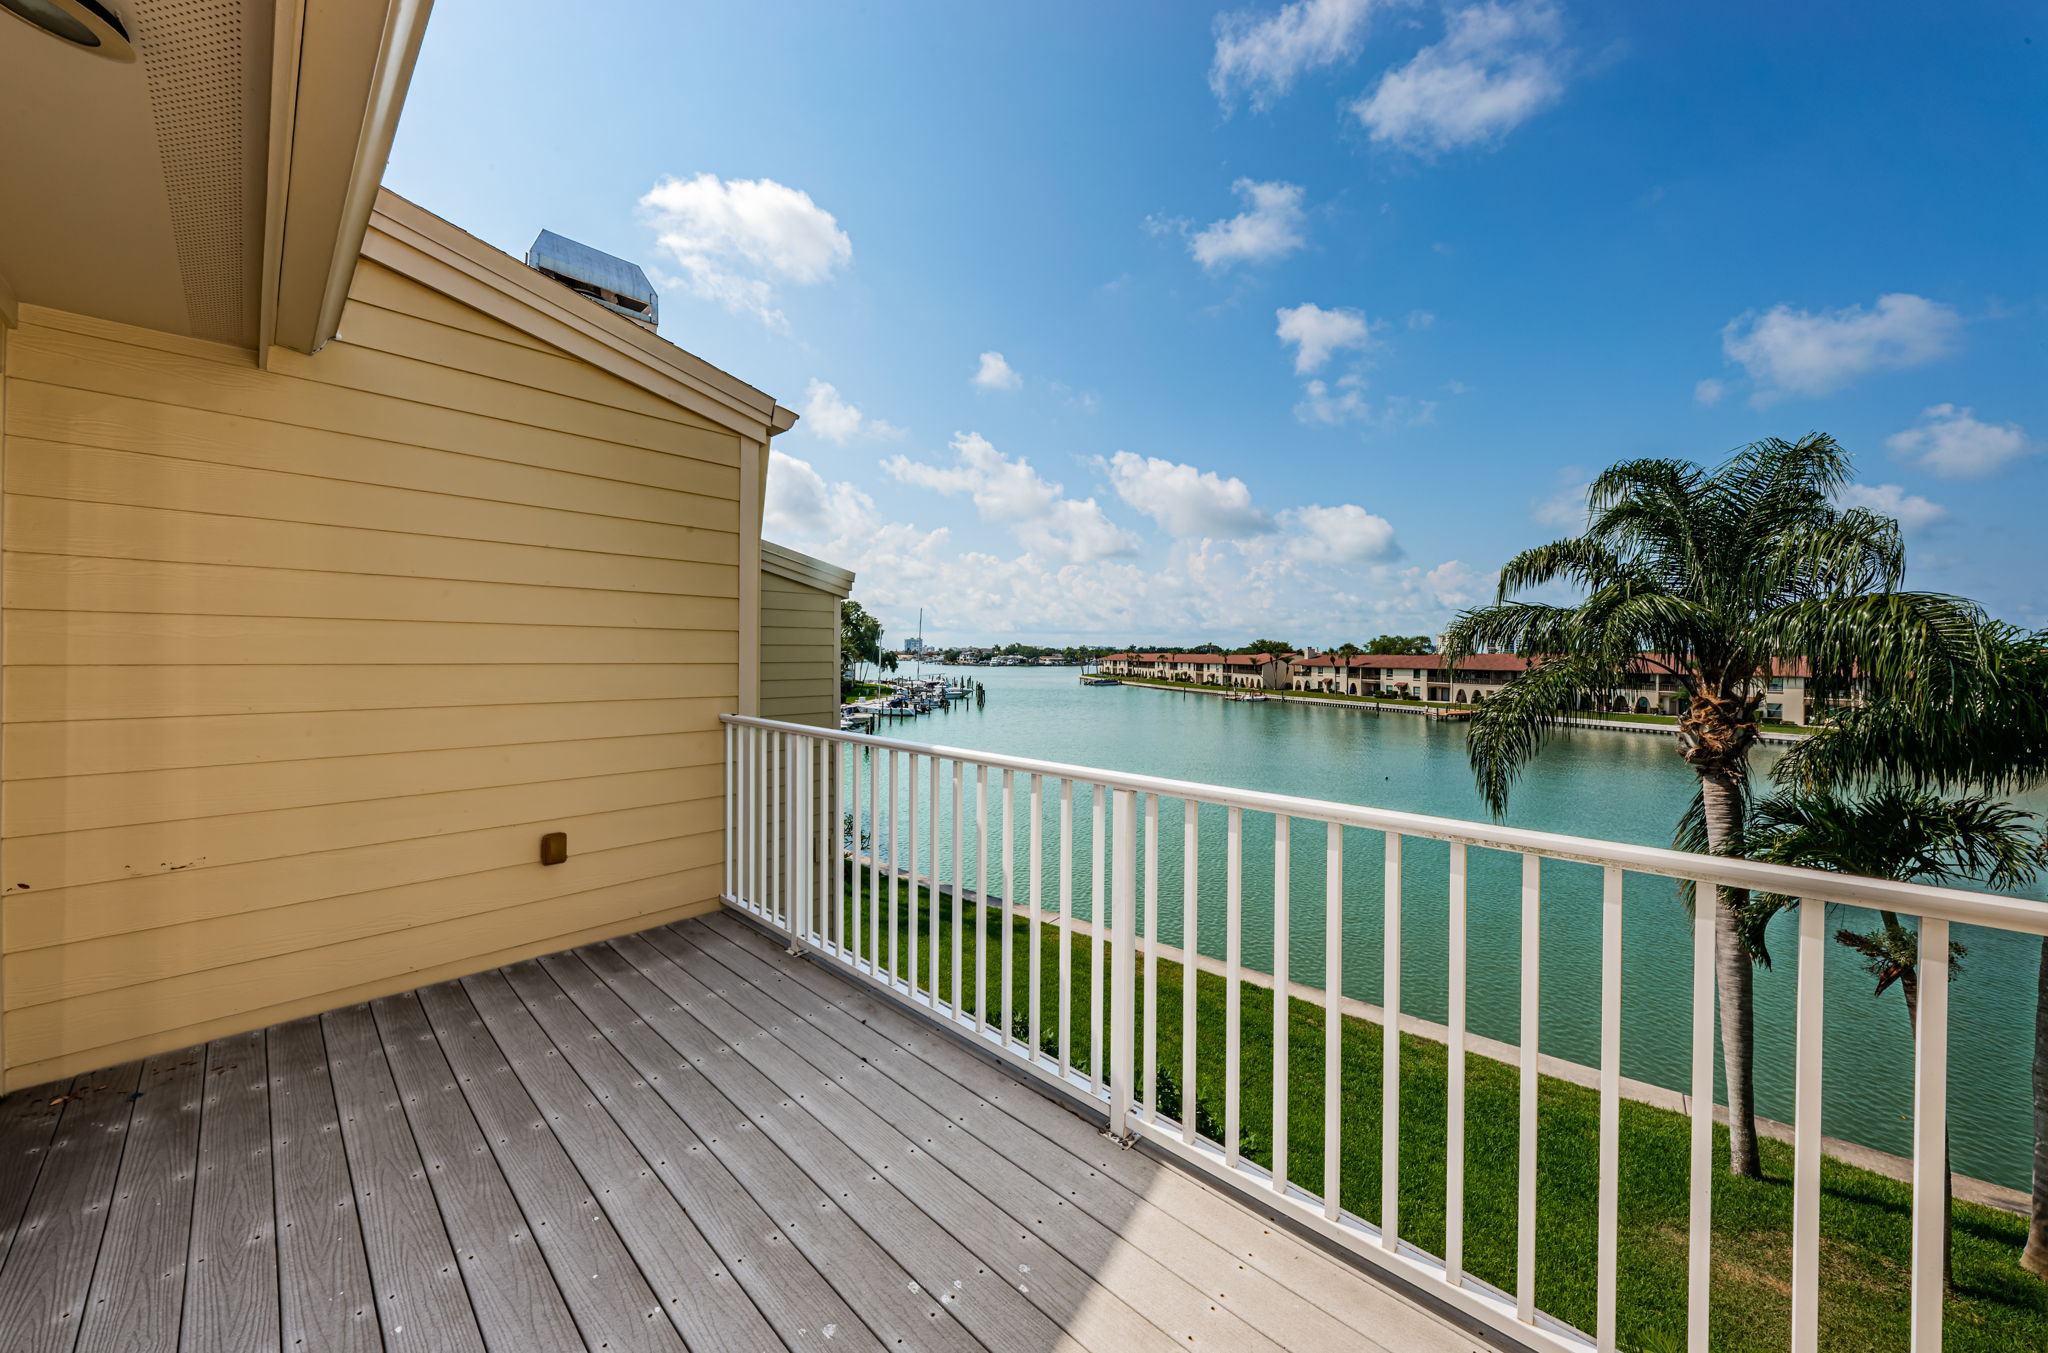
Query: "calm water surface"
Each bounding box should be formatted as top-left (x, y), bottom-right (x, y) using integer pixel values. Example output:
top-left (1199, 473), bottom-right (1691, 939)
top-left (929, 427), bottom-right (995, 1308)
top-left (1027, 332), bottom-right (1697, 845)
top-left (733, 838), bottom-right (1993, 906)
top-left (872, 664), bottom-right (2048, 1189)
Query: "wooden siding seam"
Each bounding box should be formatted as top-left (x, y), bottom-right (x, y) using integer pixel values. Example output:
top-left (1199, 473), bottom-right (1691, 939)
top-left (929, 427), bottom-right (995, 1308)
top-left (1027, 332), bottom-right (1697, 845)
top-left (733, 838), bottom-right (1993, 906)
top-left (18, 329), bottom-right (732, 464)
top-left (6, 424), bottom-right (742, 527)
top-left (2, 489), bottom-right (740, 570)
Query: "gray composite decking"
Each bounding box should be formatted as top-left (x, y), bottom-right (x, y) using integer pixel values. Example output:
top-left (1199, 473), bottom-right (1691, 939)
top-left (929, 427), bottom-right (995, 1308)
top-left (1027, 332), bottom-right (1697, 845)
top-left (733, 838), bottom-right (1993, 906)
top-left (0, 911), bottom-right (1496, 1353)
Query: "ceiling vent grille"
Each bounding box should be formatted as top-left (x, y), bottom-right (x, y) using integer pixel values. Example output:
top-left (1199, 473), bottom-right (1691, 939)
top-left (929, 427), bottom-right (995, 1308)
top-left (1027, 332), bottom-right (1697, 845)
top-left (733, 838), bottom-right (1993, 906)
top-left (133, 0), bottom-right (251, 344)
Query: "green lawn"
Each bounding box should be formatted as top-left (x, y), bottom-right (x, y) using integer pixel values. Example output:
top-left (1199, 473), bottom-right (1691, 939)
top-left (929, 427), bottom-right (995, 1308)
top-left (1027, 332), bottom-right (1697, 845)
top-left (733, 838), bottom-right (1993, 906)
top-left (822, 873), bottom-right (2045, 1353)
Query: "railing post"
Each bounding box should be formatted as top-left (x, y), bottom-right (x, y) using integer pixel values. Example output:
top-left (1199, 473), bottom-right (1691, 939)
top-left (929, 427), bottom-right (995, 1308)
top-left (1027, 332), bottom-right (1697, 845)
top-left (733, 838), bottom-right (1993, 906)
top-left (1109, 788), bottom-right (1136, 1139)
top-left (1910, 914), bottom-right (1950, 1351)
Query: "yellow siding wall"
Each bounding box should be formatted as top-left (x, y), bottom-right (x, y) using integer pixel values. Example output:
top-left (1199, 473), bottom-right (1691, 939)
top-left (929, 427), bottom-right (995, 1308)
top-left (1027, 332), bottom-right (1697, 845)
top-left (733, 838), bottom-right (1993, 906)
top-left (0, 261), bottom-right (745, 1088)
top-left (759, 569), bottom-right (841, 727)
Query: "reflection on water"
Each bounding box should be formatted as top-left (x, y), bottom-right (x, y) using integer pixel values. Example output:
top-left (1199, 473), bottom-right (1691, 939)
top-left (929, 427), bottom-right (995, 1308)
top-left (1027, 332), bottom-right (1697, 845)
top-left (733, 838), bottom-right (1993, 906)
top-left (875, 664), bottom-right (2048, 1189)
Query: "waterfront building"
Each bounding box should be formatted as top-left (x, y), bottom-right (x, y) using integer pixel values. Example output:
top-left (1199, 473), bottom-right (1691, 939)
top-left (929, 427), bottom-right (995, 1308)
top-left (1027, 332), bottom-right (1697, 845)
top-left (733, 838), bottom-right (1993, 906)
top-left (1101, 652), bottom-right (1292, 689)
top-left (1104, 651), bottom-right (1842, 723)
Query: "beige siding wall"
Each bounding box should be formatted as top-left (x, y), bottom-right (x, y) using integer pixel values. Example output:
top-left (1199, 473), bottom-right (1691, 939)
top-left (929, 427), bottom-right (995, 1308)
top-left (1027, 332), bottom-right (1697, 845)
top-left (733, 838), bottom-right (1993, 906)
top-left (0, 261), bottom-right (745, 1088)
top-left (759, 569), bottom-right (840, 727)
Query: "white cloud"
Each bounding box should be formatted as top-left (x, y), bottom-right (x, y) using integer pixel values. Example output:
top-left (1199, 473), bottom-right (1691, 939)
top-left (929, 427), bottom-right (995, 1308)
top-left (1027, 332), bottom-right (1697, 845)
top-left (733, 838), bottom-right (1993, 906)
top-left (1285, 503), bottom-right (1401, 562)
top-left (1406, 309), bottom-right (1436, 330)
top-left (884, 432), bottom-right (1139, 564)
top-left (972, 351), bottom-right (1023, 392)
top-left (1531, 468), bottom-right (1591, 528)
top-left (1421, 559), bottom-right (1492, 609)
top-left (1275, 302), bottom-right (1373, 373)
top-left (761, 465), bottom-right (1493, 645)
top-left (1885, 404), bottom-right (2030, 479)
top-left (1211, 0), bottom-right (1379, 110)
top-left (1693, 378), bottom-right (1725, 406)
top-left (1719, 293), bottom-right (1960, 400)
top-left (1295, 376), bottom-right (1436, 428)
top-left (1353, 1), bottom-right (1567, 154)
top-left (1835, 482), bottom-right (1949, 534)
top-left (797, 379), bottom-right (903, 444)
top-left (1190, 180), bottom-right (1308, 271)
top-left (765, 450), bottom-right (880, 543)
top-left (640, 174), bottom-right (851, 329)
top-left (1100, 452), bottom-right (1275, 539)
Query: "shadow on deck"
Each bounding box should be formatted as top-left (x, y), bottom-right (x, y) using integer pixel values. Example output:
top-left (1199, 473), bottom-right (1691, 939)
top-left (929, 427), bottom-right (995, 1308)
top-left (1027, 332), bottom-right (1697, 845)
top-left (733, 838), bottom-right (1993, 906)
top-left (0, 911), bottom-right (1498, 1353)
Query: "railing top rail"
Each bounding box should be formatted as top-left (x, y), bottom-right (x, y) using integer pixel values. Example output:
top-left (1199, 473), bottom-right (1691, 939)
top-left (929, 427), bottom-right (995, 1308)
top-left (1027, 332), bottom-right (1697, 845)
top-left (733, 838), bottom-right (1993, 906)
top-left (724, 713), bottom-right (2048, 935)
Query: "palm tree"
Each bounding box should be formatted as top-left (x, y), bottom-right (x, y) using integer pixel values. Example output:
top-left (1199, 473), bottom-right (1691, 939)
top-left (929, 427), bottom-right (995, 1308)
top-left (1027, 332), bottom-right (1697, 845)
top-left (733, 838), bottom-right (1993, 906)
top-left (1441, 434), bottom-right (1986, 1177)
top-left (1715, 786), bottom-right (2048, 1282)
top-left (1780, 626), bottom-right (2048, 1274)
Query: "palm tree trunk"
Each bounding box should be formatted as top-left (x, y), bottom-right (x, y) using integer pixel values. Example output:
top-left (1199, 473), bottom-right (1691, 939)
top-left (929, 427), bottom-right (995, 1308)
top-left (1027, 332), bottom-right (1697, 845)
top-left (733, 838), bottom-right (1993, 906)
top-left (1699, 771), bottom-right (1763, 1179)
top-left (2024, 935), bottom-right (2048, 1278)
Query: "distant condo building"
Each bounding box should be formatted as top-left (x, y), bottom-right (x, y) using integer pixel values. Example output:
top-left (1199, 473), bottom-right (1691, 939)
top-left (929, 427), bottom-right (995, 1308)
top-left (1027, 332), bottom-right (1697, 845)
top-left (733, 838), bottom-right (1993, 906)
top-left (1099, 652), bottom-right (1838, 724)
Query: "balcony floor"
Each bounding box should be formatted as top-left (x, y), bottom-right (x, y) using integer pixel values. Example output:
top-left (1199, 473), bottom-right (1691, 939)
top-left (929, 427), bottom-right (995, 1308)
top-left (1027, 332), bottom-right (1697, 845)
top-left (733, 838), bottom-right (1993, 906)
top-left (0, 912), bottom-right (1494, 1353)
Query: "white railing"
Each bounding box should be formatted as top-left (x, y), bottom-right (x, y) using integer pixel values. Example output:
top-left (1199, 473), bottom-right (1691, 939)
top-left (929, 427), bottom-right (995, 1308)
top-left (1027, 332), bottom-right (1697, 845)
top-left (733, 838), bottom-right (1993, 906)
top-left (719, 713), bottom-right (2048, 1353)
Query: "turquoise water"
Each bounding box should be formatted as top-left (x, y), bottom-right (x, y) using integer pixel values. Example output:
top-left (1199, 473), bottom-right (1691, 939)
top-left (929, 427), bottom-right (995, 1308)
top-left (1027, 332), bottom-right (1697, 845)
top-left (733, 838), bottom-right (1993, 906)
top-left (862, 664), bottom-right (2048, 1190)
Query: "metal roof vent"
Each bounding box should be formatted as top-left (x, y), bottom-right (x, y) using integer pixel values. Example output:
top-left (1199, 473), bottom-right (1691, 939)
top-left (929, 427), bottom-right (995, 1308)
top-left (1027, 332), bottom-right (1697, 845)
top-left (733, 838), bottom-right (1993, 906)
top-left (525, 230), bottom-right (659, 333)
top-left (2, 0), bottom-right (135, 58)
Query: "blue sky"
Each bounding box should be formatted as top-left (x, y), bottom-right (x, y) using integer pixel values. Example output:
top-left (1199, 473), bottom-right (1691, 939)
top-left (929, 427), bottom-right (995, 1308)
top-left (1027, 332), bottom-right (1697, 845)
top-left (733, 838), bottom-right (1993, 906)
top-left (385, 0), bottom-right (2046, 648)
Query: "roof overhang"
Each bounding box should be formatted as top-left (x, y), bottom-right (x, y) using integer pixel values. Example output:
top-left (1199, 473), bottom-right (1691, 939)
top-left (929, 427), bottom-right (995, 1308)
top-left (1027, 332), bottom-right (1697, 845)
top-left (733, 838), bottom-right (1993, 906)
top-left (365, 192), bottom-right (798, 444)
top-left (762, 541), bottom-right (857, 597)
top-left (0, 0), bottom-right (431, 354)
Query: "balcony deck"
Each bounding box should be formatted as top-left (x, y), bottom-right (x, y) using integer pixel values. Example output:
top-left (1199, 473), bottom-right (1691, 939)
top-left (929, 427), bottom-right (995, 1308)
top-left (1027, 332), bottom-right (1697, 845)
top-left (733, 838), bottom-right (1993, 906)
top-left (0, 911), bottom-right (1494, 1353)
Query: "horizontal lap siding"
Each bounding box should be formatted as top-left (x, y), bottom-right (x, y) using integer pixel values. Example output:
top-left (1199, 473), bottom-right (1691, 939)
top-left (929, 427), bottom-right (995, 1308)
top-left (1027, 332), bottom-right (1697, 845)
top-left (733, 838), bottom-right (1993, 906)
top-left (0, 263), bottom-right (746, 1087)
top-left (758, 571), bottom-right (840, 728)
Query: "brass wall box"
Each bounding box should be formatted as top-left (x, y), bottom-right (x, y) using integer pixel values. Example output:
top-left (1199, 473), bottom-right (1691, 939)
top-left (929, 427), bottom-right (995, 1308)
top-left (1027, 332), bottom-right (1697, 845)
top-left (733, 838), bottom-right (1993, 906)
top-left (539, 832), bottom-right (568, 866)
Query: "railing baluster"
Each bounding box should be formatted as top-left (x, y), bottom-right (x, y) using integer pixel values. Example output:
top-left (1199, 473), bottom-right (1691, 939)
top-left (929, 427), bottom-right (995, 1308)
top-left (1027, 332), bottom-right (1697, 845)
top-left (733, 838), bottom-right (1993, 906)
top-left (1030, 773), bottom-right (1045, 1061)
top-left (867, 746), bottom-right (880, 972)
top-left (1092, 786), bottom-right (1107, 1096)
top-left (953, 759), bottom-right (966, 1017)
top-left (1790, 896), bottom-right (1826, 1353)
top-left (1517, 851), bottom-right (1541, 1323)
top-left (1003, 769), bottom-right (1017, 1048)
top-left (1183, 798), bottom-right (1200, 1146)
top-left (1597, 865), bottom-right (1623, 1352)
top-left (929, 753), bottom-right (942, 1003)
top-left (833, 741), bottom-right (847, 952)
top-left (769, 731), bottom-right (782, 927)
top-left (888, 749), bottom-right (901, 984)
top-left (1324, 822), bottom-right (1343, 1221)
top-left (1382, 831), bottom-right (1402, 1252)
top-left (1446, 841), bottom-right (1466, 1282)
top-left (1688, 877), bottom-right (1715, 1353)
top-left (1226, 805), bottom-right (1243, 1169)
top-left (976, 764), bottom-right (990, 1030)
top-left (1144, 793), bottom-right (1160, 1121)
top-left (792, 735), bottom-right (809, 943)
top-left (1060, 779), bottom-right (1075, 1075)
top-left (1273, 815), bottom-right (1291, 1194)
top-left (910, 754), bottom-right (925, 997)
top-left (1109, 788), bottom-right (1136, 1137)
top-left (733, 724), bottom-right (741, 900)
top-left (1910, 914), bottom-right (1950, 1352)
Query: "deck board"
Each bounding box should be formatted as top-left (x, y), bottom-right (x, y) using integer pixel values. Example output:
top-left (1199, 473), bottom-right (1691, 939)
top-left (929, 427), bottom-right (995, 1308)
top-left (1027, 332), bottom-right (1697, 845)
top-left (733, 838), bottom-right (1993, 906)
top-left (467, 964), bottom-right (885, 1353)
top-left (676, 918), bottom-right (1396, 1352)
top-left (0, 1074), bottom-right (68, 1268)
top-left (410, 978), bottom-right (689, 1353)
top-left (370, 991), bottom-right (587, 1353)
top-left (269, 1016), bottom-right (382, 1353)
top-left (180, 1032), bottom-right (279, 1353)
top-left (0, 912), bottom-right (1495, 1353)
top-left (0, 1061), bottom-right (146, 1353)
top-left (516, 953), bottom-right (986, 1352)
top-left (695, 910), bottom-right (1485, 1353)
top-left (637, 925), bottom-right (1301, 1353)
top-left (75, 1048), bottom-right (204, 1353)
